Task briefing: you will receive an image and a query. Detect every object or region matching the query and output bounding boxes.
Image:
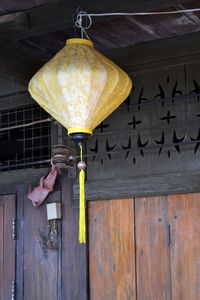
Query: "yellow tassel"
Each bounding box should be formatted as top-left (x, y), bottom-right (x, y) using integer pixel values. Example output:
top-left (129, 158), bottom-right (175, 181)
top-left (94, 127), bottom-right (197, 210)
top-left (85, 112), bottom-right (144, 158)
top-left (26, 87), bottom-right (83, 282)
top-left (79, 145), bottom-right (86, 243)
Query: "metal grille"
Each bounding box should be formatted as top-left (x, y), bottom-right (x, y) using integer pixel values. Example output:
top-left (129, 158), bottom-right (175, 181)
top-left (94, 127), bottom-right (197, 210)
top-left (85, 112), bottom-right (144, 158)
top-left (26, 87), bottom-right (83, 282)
top-left (0, 105), bottom-right (51, 171)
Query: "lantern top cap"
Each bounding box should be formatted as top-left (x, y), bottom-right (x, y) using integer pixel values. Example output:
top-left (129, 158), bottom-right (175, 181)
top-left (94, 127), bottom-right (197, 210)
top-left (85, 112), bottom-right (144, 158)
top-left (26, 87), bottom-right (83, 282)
top-left (66, 38), bottom-right (93, 47)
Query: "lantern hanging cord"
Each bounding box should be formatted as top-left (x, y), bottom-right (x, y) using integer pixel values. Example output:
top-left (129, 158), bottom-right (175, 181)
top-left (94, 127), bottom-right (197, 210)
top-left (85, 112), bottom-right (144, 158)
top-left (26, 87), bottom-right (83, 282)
top-left (75, 7), bottom-right (200, 33)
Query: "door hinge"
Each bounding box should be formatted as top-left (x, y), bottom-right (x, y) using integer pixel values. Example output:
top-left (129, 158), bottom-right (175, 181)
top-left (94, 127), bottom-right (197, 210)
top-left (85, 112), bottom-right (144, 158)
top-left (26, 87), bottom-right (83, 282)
top-left (12, 218), bottom-right (17, 240)
top-left (11, 281), bottom-right (16, 300)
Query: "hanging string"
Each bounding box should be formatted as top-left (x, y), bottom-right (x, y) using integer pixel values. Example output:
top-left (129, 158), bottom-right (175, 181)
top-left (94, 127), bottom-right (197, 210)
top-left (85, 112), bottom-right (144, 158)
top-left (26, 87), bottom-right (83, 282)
top-left (75, 9), bottom-right (92, 40)
top-left (75, 7), bottom-right (200, 37)
top-left (78, 144), bottom-right (86, 243)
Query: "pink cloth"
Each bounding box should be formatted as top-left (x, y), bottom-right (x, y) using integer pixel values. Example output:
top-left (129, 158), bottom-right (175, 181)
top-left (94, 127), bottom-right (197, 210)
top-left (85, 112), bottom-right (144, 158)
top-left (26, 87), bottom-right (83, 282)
top-left (27, 166), bottom-right (59, 207)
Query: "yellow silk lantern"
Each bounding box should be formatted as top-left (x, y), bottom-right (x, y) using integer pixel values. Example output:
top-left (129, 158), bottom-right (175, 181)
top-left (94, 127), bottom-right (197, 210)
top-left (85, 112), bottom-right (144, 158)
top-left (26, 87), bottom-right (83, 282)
top-left (28, 38), bottom-right (132, 243)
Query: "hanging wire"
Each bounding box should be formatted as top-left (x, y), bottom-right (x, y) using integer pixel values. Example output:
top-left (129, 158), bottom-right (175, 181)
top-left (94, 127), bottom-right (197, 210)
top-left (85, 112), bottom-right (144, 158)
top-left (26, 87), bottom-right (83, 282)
top-left (74, 7), bottom-right (200, 38)
top-left (75, 8), bottom-right (92, 40)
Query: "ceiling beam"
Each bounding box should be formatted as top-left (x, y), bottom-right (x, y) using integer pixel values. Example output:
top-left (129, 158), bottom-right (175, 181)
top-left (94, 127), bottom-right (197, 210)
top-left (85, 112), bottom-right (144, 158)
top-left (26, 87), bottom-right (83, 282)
top-left (105, 30), bottom-right (200, 72)
top-left (0, 0), bottom-right (193, 40)
top-left (0, 40), bottom-right (44, 84)
top-left (1, 29), bottom-right (200, 86)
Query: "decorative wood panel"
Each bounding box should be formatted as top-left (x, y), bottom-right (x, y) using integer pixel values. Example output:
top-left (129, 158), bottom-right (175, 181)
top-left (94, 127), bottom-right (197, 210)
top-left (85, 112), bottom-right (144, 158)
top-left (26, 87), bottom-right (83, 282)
top-left (0, 194), bottom-right (16, 300)
top-left (135, 196), bottom-right (171, 300)
top-left (88, 199), bottom-right (136, 300)
top-left (168, 193), bottom-right (200, 300)
top-left (86, 62), bottom-right (200, 181)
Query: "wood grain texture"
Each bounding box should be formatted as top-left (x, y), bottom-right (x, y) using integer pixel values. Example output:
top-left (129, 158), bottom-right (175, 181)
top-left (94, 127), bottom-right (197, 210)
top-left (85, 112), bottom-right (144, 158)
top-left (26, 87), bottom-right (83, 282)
top-left (168, 193), bottom-right (200, 300)
top-left (89, 198), bottom-right (136, 300)
top-left (61, 173), bottom-right (87, 300)
top-left (135, 196), bottom-right (171, 300)
top-left (23, 191), bottom-right (61, 300)
top-left (0, 194), bottom-right (16, 300)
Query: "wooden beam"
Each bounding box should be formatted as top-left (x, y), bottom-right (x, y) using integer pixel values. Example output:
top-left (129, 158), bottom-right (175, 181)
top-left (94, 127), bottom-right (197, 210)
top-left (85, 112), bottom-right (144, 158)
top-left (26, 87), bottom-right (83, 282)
top-left (72, 170), bottom-right (200, 206)
top-left (1, 0), bottom-right (192, 40)
top-left (105, 30), bottom-right (200, 72)
top-left (1, 29), bottom-right (200, 87)
top-left (0, 11), bottom-right (28, 35)
top-left (0, 91), bottom-right (34, 110)
top-left (0, 40), bottom-right (44, 84)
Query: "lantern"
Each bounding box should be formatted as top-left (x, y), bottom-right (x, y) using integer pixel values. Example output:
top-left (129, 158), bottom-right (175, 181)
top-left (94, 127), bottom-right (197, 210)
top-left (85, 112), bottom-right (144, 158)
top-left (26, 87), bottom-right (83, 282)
top-left (28, 38), bottom-right (132, 243)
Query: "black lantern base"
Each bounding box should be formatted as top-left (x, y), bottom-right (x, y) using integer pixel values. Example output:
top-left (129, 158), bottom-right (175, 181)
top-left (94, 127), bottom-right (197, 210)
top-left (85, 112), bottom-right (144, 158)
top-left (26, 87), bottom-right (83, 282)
top-left (70, 132), bottom-right (91, 146)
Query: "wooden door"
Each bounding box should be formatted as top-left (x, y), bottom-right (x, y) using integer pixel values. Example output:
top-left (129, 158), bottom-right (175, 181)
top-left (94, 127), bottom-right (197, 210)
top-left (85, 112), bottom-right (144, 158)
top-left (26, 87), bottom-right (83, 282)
top-left (0, 194), bottom-right (16, 300)
top-left (88, 193), bottom-right (200, 300)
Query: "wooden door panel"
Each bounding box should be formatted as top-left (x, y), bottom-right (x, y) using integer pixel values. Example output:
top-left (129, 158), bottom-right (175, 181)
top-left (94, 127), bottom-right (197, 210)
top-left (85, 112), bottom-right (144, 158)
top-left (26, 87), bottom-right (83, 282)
top-left (0, 194), bottom-right (16, 300)
top-left (23, 191), bottom-right (61, 300)
top-left (168, 193), bottom-right (200, 300)
top-left (135, 196), bottom-right (171, 300)
top-left (89, 199), bottom-right (136, 300)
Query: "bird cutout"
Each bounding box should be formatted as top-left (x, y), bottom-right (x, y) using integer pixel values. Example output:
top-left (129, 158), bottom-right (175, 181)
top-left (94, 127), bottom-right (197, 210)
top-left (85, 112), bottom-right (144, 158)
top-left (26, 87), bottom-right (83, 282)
top-left (190, 79), bottom-right (200, 102)
top-left (124, 96), bottom-right (131, 112)
top-left (89, 139), bottom-right (98, 161)
top-left (137, 133), bottom-right (148, 157)
top-left (171, 80), bottom-right (183, 104)
top-left (106, 139), bottom-right (116, 160)
top-left (173, 130), bottom-right (185, 153)
top-left (121, 136), bottom-right (131, 159)
top-left (154, 84), bottom-right (165, 107)
top-left (190, 127), bottom-right (200, 154)
top-left (137, 87), bottom-right (148, 111)
top-left (155, 130), bottom-right (165, 155)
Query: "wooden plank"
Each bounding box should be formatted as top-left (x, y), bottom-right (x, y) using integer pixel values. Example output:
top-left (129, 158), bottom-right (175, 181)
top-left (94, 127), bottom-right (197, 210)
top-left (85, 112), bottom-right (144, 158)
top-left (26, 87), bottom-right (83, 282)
top-left (105, 31), bottom-right (200, 71)
top-left (61, 172), bottom-right (88, 300)
top-left (0, 91), bottom-right (34, 111)
top-left (8, 0), bottom-right (190, 40)
top-left (0, 204), bottom-right (3, 300)
top-left (73, 170), bottom-right (200, 204)
top-left (135, 196), bottom-right (171, 300)
top-left (0, 40), bottom-right (44, 84)
top-left (0, 167), bottom-right (49, 186)
top-left (168, 193), bottom-right (200, 299)
top-left (23, 190), bottom-right (61, 300)
top-left (0, 194), bottom-right (16, 300)
top-left (89, 198), bottom-right (136, 300)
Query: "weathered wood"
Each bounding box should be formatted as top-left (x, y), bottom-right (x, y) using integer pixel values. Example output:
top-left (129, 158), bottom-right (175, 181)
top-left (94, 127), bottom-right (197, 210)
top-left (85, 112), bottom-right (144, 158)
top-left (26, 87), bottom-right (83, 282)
top-left (73, 171), bottom-right (200, 204)
top-left (105, 31), bottom-right (200, 72)
top-left (0, 12), bottom-right (28, 34)
top-left (135, 196), bottom-right (171, 300)
top-left (61, 172), bottom-right (88, 300)
top-left (0, 168), bottom-right (49, 186)
top-left (0, 194), bottom-right (16, 300)
top-left (168, 193), bottom-right (200, 299)
top-left (23, 190), bottom-right (61, 300)
top-left (89, 198), bottom-right (136, 300)
top-left (7, 0), bottom-right (191, 40)
top-left (0, 91), bottom-right (34, 110)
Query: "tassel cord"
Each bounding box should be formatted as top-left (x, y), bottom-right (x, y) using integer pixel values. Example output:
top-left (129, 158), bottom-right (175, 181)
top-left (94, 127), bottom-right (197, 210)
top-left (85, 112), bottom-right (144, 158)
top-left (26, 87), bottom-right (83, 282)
top-left (79, 144), bottom-right (86, 243)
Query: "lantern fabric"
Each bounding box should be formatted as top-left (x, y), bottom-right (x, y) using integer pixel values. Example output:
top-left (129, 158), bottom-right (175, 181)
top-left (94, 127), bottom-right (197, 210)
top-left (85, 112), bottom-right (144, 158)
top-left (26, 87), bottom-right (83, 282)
top-left (28, 38), bottom-right (132, 135)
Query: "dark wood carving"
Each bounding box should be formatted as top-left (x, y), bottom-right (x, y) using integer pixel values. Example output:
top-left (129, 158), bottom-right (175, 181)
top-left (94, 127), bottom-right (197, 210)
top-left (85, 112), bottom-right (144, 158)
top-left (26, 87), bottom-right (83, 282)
top-left (86, 63), bottom-right (200, 181)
